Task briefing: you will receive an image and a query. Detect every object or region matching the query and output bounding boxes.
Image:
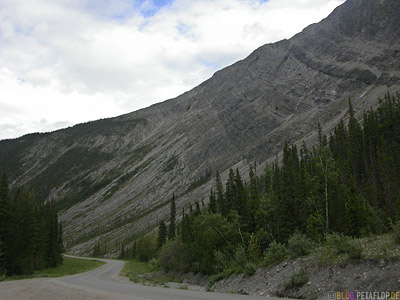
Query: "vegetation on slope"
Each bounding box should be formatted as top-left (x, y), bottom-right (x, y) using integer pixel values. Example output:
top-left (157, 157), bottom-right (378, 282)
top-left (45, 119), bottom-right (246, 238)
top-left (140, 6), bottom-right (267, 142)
top-left (118, 93), bottom-right (400, 278)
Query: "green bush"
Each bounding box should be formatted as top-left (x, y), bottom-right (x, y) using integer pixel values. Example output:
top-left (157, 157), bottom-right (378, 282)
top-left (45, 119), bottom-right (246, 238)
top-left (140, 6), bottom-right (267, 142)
top-left (207, 272), bottom-right (226, 290)
top-left (158, 238), bottom-right (191, 272)
top-left (325, 233), bottom-right (363, 261)
top-left (248, 233), bottom-right (261, 264)
top-left (244, 262), bottom-right (256, 276)
top-left (345, 239), bottom-right (363, 260)
top-left (278, 269), bottom-right (309, 297)
top-left (234, 246), bottom-right (248, 270)
top-left (287, 232), bottom-right (314, 258)
top-left (148, 258), bottom-right (159, 272)
top-left (263, 241), bottom-right (289, 266)
top-left (136, 236), bottom-right (157, 262)
top-left (215, 247), bottom-right (249, 276)
top-left (214, 250), bottom-right (231, 272)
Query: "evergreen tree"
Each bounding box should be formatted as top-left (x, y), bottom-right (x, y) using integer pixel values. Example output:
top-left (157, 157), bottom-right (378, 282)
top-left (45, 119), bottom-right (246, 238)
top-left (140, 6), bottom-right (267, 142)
top-left (157, 220), bottom-right (167, 249)
top-left (8, 188), bottom-right (38, 274)
top-left (132, 241), bottom-right (137, 259)
top-left (224, 168), bottom-right (235, 216)
top-left (0, 239), bottom-right (5, 275)
top-left (0, 175), bottom-right (10, 274)
top-left (119, 243), bottom-right (126, 259)
top-left (168, 194), bottom-right (176, 240)
top-left (249, 165), bottom-right (260, 217)
top-left (194, 201), bottom-right (201, 216)
top-left (215, 171), bottom-right (226, 216)
top-left (93, 242), bottom-right (100, 257)
top-left (208, 189), bottom-right (217, 214)
top-left (233, 168), bottom-right (248, 224)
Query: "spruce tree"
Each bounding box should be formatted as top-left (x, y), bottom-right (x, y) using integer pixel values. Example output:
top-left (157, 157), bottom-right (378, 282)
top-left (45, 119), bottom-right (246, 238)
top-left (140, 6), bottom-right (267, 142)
top-left (0, 175), bottom-right (10, 274)
top-left (195, 201), bottom-right (201, 216)
top-left (119, 244), bottom-right (126, 259)
top-left (215, 171), bottom-right (225, 215)
top-left (157, 220), bottom-right (167, 249)
top-left (208, 189), bottom-right (217, 214)
top-left (233, 168), bottom-right (248, 224)
top-left (9, 188), bottom-right (38, 274)
top-left (224, 168), bottom-right (235, 216)
top-left (168, 194), bottom-right (176, 240)
top-left (0, 239), bottom-right (5, 275)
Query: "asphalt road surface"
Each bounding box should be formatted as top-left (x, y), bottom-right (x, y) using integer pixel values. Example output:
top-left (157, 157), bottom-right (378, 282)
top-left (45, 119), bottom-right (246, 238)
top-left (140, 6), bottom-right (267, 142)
top-left (0, 256), bottom-right (281, 300)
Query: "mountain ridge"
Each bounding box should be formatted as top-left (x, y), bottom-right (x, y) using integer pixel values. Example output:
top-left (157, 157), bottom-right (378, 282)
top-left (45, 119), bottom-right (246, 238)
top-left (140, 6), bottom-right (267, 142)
top-left (0, 0), bottom-right (399, 255)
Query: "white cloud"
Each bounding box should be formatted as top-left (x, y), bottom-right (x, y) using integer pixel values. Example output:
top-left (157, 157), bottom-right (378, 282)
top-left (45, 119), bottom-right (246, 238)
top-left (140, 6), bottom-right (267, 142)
top-left (0, 0), bottom-right (344, 140)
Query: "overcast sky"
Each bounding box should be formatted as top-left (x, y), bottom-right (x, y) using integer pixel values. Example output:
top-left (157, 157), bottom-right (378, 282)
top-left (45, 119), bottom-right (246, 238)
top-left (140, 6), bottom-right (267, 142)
top-left (0, 0), bottom-right (345, 140)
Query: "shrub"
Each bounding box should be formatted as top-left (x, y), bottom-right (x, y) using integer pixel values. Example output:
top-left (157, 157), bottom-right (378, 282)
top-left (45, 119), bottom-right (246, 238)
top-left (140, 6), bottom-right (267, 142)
top-left (248, 233), bottom-right (261, 264)
top-left (244, 262), bottom-right (256, 276)
top-left (214, 250), bottom-right (231, 273)
top-left (278, 269), bottom-right (309, 297)
top-left (234, 246), bottom-right (248, 270)
top-left (207, 272), bottom-right (226, 290)
top-left (136, 236), bottom-right (157, 262)
top-left (287, 232), bottom-right (314, 258)
top-left (325, 233), bottom-right (363, 261)
top-left (344, 239), bottom-right (363, 260)
top-left (216, 247), bottom-right (249, 276)
top-left (148, 258), bottom-right (159, 272)
top-left (263, 241), bottom-right (289, 266)
top-left (158, 238), bottom-right (191, 272)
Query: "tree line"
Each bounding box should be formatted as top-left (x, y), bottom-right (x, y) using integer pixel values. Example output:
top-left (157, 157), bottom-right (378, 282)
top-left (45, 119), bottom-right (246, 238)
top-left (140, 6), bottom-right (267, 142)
top-left (0, 175), bottom-right (63, 275)
top-left (121, 93), bottom-right (400, 274)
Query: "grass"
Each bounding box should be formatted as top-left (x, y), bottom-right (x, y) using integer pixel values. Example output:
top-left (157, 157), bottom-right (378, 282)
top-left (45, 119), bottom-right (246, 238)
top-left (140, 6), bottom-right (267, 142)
top-left (1, 256), bottom-right (105, 281)
top-left (121, 259), bottom-right (183, 286)
top-left (38, 257), bottom-right (105, 277)
top-left (121, 260), bottom-right (153, 283)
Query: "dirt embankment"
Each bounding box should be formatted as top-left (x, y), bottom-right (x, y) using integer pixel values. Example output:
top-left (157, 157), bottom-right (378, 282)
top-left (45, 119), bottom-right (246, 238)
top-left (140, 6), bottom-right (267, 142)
top-left (208, 258), bottom-right (400, 299)
top-left (151, 258), bottom-right (399, 299)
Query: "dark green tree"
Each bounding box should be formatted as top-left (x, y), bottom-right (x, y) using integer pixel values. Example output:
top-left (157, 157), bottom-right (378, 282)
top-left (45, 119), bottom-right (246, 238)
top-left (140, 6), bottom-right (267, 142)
top-left (224, 169), bottom-right (235, 216)
top-left (208, 189), bottom-right (217, 214)
top-left (215, 171), bottom-right (225, 216)
top-left (157, 220), bottom-right (167, 249)
top-left (168, 194), bottom-right (176, 240)
top-left (0, 175), bottom-right (10, 274)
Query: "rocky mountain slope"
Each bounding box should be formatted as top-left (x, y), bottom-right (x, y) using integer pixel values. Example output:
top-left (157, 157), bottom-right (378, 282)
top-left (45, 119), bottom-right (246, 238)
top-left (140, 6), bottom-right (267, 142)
top-left (0, 0), bottom-right (399, 255)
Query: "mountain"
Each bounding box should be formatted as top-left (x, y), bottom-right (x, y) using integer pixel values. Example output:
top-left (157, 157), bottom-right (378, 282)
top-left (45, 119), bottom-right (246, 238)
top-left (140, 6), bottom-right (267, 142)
top-left (0, 0), bottom-right (399, 255)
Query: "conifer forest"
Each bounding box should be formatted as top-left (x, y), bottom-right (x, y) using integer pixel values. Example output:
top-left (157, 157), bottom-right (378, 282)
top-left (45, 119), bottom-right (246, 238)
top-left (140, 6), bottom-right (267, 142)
top-left (0, 176), bottom-right (63, 276)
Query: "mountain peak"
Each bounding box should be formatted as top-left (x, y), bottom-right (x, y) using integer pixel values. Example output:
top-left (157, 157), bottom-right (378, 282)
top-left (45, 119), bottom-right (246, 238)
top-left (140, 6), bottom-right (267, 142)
top-left (321, 0), bottom-right (400, 41)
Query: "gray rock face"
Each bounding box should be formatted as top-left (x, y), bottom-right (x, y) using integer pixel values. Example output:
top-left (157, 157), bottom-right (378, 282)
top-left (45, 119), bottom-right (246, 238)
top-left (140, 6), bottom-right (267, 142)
top-left (0, 0), bottom-right (399, 255)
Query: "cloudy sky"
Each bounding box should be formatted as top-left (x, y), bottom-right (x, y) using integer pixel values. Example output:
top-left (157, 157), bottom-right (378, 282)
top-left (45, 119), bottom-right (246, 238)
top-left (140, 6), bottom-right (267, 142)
top-left (0, 0), bottom-right (345, 140)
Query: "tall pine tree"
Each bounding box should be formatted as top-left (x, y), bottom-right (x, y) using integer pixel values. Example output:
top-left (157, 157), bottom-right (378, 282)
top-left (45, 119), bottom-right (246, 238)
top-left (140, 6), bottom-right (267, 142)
top-left (157, 220), bottom-right (167, 249)
top-left (168, 194), bottom-right (176, 240)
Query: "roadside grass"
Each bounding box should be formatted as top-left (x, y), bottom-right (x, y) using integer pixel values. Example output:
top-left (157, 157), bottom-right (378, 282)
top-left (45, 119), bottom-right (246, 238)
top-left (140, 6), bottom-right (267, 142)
top-left (121, 259), bottom-right (182, 286)
top-left (38, 256), bottom-right (105, 277)
top-left (121, 260), bottom-right (154, 284)
top-left (1, 256), bottom-right (105, 281)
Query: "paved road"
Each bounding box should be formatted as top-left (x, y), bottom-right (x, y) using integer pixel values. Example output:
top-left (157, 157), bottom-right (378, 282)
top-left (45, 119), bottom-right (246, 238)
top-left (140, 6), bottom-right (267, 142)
top-left (0, 256), bottom-right (281, 300)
